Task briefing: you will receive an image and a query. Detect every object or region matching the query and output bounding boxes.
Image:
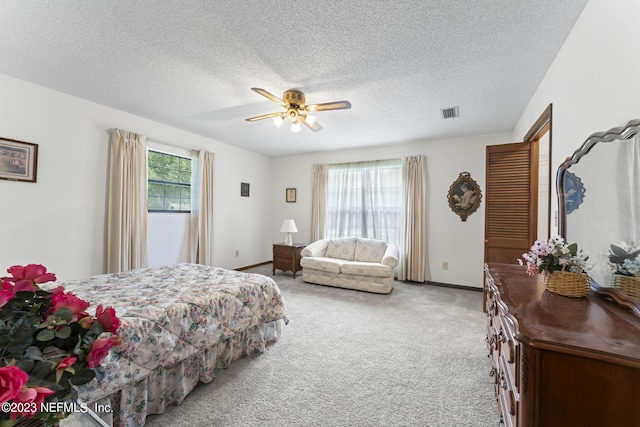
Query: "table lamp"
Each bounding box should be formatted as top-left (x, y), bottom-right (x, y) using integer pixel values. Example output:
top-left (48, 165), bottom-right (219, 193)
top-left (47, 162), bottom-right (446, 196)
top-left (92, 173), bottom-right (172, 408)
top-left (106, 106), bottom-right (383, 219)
top-left (280, 219), bottom-right (298, 246)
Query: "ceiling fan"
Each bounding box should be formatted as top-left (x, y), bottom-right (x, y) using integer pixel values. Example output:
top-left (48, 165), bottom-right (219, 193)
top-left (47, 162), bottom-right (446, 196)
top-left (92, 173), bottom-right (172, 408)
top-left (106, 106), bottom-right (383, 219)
top-left (245, 88), bottom-right (351, 133)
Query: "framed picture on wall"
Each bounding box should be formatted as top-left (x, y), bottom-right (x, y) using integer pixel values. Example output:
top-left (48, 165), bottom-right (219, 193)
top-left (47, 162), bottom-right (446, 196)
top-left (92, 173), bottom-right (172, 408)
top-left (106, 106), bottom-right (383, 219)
top-left (447, 172), bottom-right (482, 221)
top-left (0, 137), bottom-right (38, 183)
top-left (286, 188), bottom-right (296, 203)
top-left (241, 182), bottom-right (250, 197)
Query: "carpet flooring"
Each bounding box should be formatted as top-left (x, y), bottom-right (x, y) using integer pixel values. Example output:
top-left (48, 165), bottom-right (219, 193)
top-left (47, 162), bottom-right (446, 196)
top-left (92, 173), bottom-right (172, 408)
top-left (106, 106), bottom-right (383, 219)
top-left (145, 265), bottom-right (499, 427)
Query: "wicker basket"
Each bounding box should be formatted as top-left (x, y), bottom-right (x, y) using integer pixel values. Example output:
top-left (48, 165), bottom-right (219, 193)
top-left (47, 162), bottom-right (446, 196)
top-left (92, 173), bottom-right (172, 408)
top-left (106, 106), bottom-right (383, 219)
top-left (541, 268), bottom-right (590, 298)
top-left (613, 274), bottom-right (640, 299)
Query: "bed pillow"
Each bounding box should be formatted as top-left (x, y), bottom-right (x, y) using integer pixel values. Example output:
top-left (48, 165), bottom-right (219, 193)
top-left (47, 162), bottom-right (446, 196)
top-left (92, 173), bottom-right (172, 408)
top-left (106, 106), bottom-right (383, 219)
top-left (325, 238), bottom-right (357, 261)
top-left (353, 238), bottom-right (387, 263)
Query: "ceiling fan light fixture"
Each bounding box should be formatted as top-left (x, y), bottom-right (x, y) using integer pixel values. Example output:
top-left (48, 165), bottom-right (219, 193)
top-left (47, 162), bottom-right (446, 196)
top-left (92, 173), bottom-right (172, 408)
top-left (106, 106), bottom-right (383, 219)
top-left (246, 88), bottom-right (350, 133)
top-left (305, 115), bottom-right (316, 126)
top-left (272, 115), bottom-right (284, 128)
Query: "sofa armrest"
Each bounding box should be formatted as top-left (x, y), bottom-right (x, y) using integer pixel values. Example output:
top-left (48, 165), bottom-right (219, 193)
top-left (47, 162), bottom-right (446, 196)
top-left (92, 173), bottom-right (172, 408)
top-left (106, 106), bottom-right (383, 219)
top-left (301, 239), bottom-right (329, 258)
top-left (381, 244), bottom-right (400, 268)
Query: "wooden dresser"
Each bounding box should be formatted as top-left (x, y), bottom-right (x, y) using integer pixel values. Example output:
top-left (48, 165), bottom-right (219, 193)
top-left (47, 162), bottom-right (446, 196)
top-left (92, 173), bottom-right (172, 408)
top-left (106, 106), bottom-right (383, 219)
top-left (272, 243), bottom-right (305, 278)
top-left (484, 263), bottom-right (640, 427)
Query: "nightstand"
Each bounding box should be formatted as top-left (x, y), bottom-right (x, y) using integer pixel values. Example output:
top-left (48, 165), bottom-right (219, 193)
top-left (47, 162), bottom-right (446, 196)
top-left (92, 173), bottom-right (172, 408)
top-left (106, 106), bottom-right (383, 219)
top-left (272, 243), bottom-right (305, 278)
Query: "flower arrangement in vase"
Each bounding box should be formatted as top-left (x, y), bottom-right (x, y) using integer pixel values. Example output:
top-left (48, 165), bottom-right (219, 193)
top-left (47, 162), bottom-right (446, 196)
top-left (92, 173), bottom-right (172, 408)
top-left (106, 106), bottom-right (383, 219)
top-left (519, 236), bottom-right (590, 297)
top-left (0, 264), bottom-right (121, 426)
top-left (609, 242), bottom-right (640, 298)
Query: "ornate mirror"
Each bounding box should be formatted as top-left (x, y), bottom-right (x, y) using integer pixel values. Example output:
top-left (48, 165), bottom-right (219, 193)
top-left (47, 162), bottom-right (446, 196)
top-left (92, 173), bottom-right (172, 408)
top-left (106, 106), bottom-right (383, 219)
top-left (557, 119), bottom-right (640, 316)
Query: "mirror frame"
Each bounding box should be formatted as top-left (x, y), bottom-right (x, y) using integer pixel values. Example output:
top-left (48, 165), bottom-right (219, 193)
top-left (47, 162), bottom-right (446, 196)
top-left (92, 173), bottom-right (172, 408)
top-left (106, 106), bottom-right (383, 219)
top-left (557, 119), bottom-right (640, 317)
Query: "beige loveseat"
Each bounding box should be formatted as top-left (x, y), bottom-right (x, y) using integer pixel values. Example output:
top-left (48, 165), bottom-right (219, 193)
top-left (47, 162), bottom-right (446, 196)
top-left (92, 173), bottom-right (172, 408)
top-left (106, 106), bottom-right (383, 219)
top-left (300, 237), bottom-right (399, 294)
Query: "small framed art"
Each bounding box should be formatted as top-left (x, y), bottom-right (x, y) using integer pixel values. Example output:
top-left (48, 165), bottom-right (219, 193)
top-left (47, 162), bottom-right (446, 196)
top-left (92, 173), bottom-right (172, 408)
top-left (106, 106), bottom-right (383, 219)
top-left (286, 188), bottom-right (296, 203)
top-left (0, 137), bottom-right (38, 183)
top-left (241, 182), bottom-right (250, 197)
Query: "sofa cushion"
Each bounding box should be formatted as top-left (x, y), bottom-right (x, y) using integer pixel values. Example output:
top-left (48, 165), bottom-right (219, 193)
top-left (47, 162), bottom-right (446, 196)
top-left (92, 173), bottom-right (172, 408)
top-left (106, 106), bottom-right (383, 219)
top-left (353, 239), bottom-right (387, 263)
top-left (300, 256), bottom-right (345, 274)
top-left (341, 262), bottom-right (392, 278)
top-left (325, 238), bottom-right (357, 261)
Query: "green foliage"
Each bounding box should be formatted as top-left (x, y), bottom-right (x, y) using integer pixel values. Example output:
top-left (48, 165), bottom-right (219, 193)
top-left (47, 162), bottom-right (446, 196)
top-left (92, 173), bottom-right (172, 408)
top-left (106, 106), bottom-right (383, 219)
top-left (147, 150), bottom-right (192, 212)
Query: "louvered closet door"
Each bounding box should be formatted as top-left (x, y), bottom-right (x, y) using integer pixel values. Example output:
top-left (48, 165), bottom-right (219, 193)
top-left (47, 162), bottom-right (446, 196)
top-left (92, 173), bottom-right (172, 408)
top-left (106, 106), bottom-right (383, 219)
top-left (484, 141), bottom-right (538, 265)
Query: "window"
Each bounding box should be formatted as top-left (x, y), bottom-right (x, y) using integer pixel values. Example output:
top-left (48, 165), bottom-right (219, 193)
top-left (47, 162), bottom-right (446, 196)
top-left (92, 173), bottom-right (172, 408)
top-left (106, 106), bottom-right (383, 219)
top-left (324, 159), bottom-right (403, 247)
top-left (147, 150), bottom-right (191, 212)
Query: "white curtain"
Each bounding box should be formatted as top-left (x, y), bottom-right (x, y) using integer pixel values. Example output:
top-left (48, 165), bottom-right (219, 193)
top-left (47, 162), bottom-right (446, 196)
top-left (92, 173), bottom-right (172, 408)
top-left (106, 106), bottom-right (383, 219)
top-left (324, 158), bottom-right (403, 246)
top-left (317, 156), bottom-right (427, 282)
top-left (400, 155), bottom-right (427, 282)
top-left (310, 163), bottom-right (328, 242)
top-left (190, 150), bottom-right (215, 265)
top-left (107, 129), bottom-right (148, 273)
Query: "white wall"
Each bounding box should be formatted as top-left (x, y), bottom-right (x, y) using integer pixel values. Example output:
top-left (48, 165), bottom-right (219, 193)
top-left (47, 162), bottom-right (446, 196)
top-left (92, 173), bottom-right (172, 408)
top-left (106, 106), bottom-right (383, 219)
top-left (272, 132), bottom-right (512, 288)
top-left (513, 0), bottom-right (640, 180)
top-left (0, 74), bottom-right (273, 280)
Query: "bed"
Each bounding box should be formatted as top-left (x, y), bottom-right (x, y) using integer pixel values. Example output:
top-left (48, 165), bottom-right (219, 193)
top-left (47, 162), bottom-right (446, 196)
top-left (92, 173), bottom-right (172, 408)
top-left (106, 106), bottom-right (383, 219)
top-left (45, 263), bottom-right (287, 427)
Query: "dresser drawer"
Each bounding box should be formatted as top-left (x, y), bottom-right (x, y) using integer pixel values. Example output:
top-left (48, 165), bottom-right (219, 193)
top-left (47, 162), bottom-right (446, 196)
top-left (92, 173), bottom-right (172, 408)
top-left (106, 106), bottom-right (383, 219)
top-left (498, 354), bottom-right (518, 426)
top-left (273, 254), bottom-right (291, 263)
top-left (273, 245), bottom-right (294, 257)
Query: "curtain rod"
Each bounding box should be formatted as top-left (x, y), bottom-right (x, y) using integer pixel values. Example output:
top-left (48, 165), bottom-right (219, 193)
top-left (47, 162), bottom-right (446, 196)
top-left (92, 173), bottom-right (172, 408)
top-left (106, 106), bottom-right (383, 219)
top-left (107, 128), bottom-right (197, 152)
top-left (320, 155), bottom-right (422, 167)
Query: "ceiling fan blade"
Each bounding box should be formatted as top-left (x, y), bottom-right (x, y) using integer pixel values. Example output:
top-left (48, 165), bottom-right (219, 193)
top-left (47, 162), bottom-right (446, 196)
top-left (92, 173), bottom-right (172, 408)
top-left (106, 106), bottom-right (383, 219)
top-left (305, 100), bottom-right (351, 112)
top-left (300, 116), bottom-right (323, 132)
top-left (251, 88), bottom-right (287, 107)
top-left (246, 112), bottom-right (283, 122)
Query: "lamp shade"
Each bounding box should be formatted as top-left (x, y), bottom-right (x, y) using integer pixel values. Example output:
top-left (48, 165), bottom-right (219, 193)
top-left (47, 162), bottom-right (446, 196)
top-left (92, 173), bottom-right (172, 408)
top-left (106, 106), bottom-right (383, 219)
top-left (280, 219), bottom-right (298, 233)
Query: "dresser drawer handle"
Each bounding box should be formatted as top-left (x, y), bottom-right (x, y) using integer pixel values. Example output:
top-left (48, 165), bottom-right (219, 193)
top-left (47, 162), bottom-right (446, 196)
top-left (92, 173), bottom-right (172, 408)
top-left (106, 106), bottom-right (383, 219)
top-left (489, 367), bottom-right (496, 377)
top-left (498, 330), bottom-right (506, 344)
top-left (509, 390), bottom-right (516, 415)
top-left (499, 373), bottom-right (508, 390)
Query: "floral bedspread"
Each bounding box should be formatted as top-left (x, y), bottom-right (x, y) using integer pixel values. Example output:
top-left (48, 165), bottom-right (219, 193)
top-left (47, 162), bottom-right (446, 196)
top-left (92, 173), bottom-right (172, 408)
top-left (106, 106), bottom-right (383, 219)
top-left (47, 263), bottom-right (287, 426)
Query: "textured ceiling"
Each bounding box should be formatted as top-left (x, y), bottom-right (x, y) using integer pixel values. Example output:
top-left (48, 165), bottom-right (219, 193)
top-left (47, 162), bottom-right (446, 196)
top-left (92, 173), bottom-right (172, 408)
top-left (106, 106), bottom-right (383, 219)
top-left (0, 1), bottom-right (588, 157)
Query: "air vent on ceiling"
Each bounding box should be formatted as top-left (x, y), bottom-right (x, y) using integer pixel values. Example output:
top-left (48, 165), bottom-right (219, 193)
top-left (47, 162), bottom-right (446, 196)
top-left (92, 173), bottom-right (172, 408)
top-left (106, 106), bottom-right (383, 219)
top-left (440, 106), bottom-right (459, 119)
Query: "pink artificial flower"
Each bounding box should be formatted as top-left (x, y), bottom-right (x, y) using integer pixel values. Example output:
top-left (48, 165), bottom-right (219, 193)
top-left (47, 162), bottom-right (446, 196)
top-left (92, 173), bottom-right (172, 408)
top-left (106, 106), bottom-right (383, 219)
top-left (56, 356), bottom-right (77, 371)
top-left (50, 285), bottom-right (65, 294)
top-left (50, 290), bottom-right (91, 321)
top-left (5, 264), bottom-right (57, 291)
top-left (95, 305), bottom-right (121, 333)
top-left (0, 366), bottom-right (29, 404)
top-left (86, 337), bottom-right (121, 369)
top-left (12, 386), bottom-right (55, 418)
top-left (0, 281), bottom-right (15, 308)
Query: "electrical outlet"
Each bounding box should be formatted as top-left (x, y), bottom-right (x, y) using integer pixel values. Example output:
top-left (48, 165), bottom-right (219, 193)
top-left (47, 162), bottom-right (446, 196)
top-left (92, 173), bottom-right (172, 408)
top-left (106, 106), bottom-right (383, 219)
top-left (442, 261), bottom-right (449, 270)
top-left (235, 250), bottom-right (239, 257)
